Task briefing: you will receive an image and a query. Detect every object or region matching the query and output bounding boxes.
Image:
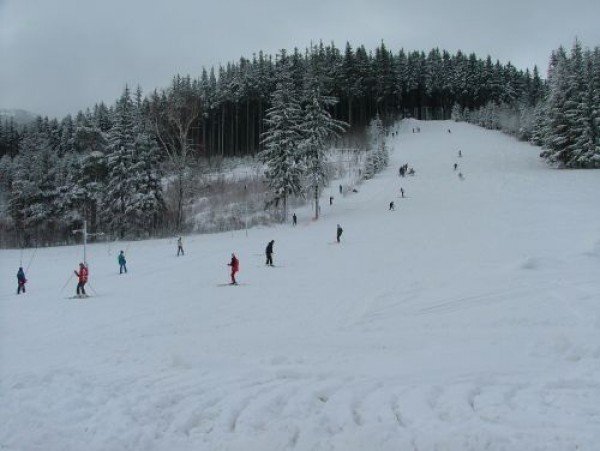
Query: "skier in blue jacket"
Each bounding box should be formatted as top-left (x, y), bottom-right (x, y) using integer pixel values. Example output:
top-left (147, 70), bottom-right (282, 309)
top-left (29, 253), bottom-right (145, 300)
top-left (17, 267), bottom-right (26, 294)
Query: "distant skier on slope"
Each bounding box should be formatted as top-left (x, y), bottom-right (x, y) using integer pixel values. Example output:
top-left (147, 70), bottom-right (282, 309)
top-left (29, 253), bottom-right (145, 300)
top-left (400, 187), bottom-right (405, 198)
top-left (458, 150), bottom-right (462, 158)
top-left (177, 237), bottom-right (184, 256)
top-left (330, 196), bottom-right (334, 205)
top-left (17, 267), bottom-right (26, 294)
top-left (454, 163), bottom-right (458, 171)
top-left (228, 253), bottom-right (240, 285)
top-left (339, 184), bottom-right (343, 195)
top-left (292, 213), bottom-right (297, 226)
top-left (74, 262), bottom-right (89, 297)
top-left (265, 240), bottom-right (275, 266)
top-left (336, 224), bottom-right (343, 243)
top-left (118, 250), bottom-right (127, 274)
top-left (389, 201), bottom-right (395, 211)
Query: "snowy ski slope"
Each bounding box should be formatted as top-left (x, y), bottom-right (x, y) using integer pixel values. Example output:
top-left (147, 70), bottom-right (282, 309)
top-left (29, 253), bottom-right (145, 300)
top-left (2, 119), bottom-right (600, 450)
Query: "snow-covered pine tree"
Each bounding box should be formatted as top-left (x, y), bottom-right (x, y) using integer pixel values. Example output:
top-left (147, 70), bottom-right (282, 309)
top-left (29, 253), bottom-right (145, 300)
top-left (530, 102), bottom-right (547, 146)
top-left (571, 49), bottom-right (598, 167)
top-left (540, 48), bottom-right (570, 165)
top-left (127, 87), bottom-right (165, 235)
top-left (363, 113), bottom-right (388, 179)
top-left (260, 51), bottom-right (305, 221)
top-left (9, 130), bottom-right (59, 231)
top-left (592, 47), bottom-right (600, 164)
top-left (103, 86), bottom-right (136, 237)
top-left (73, 150), bottom-right (107, 234)
top-left (300, 63), bottom-right (348, 219)
top-left (562, 40), bottom-right (594, 167)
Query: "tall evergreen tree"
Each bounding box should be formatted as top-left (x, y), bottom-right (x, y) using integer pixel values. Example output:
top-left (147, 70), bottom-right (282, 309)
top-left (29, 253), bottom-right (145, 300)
top-left (301, 64), bottom-right (348, 219)
top-left (260, 51), bottom-right (304, 221)
top-left (103, 86), bottom-right (136, 237)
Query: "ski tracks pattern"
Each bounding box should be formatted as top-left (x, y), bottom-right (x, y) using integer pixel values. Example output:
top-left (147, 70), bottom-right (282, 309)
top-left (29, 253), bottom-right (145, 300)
top-left (3, 367), bottom-right (599, 450)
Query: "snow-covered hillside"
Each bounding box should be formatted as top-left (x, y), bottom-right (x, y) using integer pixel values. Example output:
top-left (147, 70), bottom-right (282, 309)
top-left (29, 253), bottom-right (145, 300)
top-left (2, 120), bottom-right (600, 450)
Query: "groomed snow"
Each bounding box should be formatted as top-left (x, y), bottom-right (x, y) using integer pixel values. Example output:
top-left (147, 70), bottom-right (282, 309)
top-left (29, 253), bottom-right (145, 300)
top-left (2, 119), bottom-right (600, 450)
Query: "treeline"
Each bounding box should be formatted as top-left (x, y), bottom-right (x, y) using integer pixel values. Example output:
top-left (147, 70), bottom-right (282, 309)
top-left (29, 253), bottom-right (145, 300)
top-left (0, 41), bottom-right (545, 161)
top-left (152, 41), bottom-right (545, 157)
top-left (456, 40), bottom-right (600, 168)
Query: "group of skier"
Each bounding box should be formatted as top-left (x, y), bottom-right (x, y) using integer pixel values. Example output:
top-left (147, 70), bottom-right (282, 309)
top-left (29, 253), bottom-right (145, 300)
top-left (20, 131), bottom-right (465, 294)
top-left (399, 164), bottom-right (415, 177)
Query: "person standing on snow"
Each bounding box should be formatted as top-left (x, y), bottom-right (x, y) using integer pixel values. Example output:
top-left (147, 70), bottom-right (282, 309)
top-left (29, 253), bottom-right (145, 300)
top-left (336, 224), bottom-right (343, 243)
top-left (389, 201), bottom-right (395, 211)
top-left (339, 184), bottom-right (343, 195)
top-left (177, 237), bottom-right (184, 256)
top-left (292, 213), bottom-right (297, 226)
top-left (265, 240), bottom-right (275, 266)
top-left (74, 262), bottom-right (89, 297)
top-left (454, 163), bottom-right (458, 171)
top-left (17, 267), bottom-right (26, 294)
top-left (118, 250), bottom-right (127, 274)
top-left (400, 187), bottom-right (405, 198)
top-left (228, 253), bottom-right (240, 285)
top-left (330, 196), bottom-right (334, 205)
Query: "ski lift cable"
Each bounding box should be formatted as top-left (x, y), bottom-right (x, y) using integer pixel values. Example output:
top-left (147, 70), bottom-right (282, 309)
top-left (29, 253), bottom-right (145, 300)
top-left (25, 246), bottom-right (38, 273)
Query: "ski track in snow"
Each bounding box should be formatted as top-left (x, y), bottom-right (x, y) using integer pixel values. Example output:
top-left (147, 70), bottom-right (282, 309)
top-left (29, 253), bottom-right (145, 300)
top-left (2, 120), bottom-right (600, 450)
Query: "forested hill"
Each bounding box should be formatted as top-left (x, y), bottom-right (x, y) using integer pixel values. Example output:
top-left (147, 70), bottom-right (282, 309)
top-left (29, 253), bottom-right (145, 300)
top-left (3, 40), bottom-right (600, 246)
top-left (0, 42), bottom-right (544, 160)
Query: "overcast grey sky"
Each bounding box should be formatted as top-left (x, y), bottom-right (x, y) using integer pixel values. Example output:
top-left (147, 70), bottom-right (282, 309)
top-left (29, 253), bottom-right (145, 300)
top-left (1, 0), bottom-right (599, 118)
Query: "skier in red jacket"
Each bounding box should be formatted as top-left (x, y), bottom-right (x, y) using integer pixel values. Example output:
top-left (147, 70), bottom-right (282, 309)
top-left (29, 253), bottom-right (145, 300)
top-left (74, 262), bottom-right (89, 296)
top-left (228, 254), bottom-right (239, 285)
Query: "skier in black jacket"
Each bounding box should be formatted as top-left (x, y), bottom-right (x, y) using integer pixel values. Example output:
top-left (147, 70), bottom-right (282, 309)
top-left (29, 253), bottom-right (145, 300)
top-left (265, 240), bottom-right (275, 266)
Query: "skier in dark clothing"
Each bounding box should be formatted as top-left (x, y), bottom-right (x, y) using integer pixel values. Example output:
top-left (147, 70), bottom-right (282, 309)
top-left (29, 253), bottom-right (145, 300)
top-left (339, 184), bottom-right (343, 195)
top-left (292, 213), bottom-right (297, 226)
top-left (265, 240), bottom-right (275, 266)
top-left (118, 250), bottom-right (127, 274)
top-left (400, 187), bottom-right (405, 198)
top-left (74, 263), bottom-right (88, 297)
top-left (454, 163), bottom-right (458, 171)
top-left (389, 201), bottom-right (395, 211)
top-left (17, 267), bottom-right (26, 294)
top-left (330, 196), bottom-right (334, 205)
top-left (458, 150), bottom-right (462, 158)
top-left (336, 224), bottom-right (343, 243)
top-left (177, 237), bottom-right (184, 256)
top-left (228, 254), bottom-right (239, 285)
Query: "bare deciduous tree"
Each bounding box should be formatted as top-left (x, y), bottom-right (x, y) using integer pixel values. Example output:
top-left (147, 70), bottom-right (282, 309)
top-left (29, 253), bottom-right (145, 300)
top-left (149, 76), bottom-right (202, 231)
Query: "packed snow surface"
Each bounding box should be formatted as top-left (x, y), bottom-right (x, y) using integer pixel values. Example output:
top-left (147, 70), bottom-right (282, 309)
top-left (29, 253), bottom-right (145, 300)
top-left (2, 120), bottom-right (600, 450)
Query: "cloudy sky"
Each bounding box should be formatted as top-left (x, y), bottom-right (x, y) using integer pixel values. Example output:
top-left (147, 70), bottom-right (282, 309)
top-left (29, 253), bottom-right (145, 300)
top-left (1, 0), bottom-right (599, 118)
